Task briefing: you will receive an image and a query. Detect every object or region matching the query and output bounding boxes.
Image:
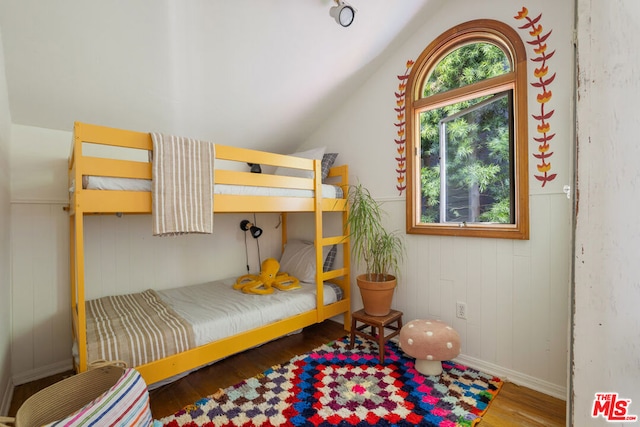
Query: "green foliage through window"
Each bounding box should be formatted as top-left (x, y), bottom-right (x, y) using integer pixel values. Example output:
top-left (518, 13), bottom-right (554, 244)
top-left (423, 43), bottom-right (510, 97)
top-left (419, 43), bottom-right (514, 224)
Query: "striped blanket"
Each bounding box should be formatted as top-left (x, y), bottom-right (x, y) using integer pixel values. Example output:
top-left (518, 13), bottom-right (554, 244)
top-left (151, 133), bottom-right (215, 236)
top-left (86, 290), bottom-right (196, 369)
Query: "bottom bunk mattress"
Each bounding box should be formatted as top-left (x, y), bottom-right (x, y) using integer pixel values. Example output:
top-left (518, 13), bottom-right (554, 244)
top-left (83, 277), bottom-right (342, 369)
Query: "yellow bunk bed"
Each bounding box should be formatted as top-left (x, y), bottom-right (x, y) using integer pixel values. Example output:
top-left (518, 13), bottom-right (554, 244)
top-left (68, 122), bottom-right (351, 385)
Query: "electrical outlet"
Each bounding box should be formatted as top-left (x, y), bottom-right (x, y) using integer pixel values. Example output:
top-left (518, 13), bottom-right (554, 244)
top-left (456, 301), bottom-right (467, 319)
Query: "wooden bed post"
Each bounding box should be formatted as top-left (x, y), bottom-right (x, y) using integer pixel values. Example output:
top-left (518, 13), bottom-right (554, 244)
top-left (313, 159), bottom-right (325, 322)
top-left (69, 213), bottom-right (76, 366)
top-left (340, 167), bottom-right (351, 331)
top-left (71, 122), bottom-right (88, 373)
top-left (74, 212), bottom-right (87, 372)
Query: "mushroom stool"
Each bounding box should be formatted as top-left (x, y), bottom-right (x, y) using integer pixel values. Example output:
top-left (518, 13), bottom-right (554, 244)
top-left (399, 319), bottom-right (461, 376)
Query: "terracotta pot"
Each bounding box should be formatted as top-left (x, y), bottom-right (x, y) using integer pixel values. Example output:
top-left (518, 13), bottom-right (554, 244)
top-left (356, 274), bottom-right (397, 316)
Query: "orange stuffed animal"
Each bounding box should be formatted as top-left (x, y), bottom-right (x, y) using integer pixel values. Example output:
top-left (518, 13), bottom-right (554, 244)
top-left (234, 258), bottom-right (301, 295)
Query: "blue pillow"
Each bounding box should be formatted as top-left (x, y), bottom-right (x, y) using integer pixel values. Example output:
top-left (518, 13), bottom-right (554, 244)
top-left (321, 153), bottom-right (339, 181)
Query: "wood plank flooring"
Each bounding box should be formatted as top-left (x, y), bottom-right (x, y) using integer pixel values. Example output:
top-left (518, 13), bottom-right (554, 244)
top-left (8, 320), bottom-right (566, 426)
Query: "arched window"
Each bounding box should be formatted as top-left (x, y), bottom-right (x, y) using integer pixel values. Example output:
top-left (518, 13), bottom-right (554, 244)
top-left (406, 19), bottom-right (529, 239)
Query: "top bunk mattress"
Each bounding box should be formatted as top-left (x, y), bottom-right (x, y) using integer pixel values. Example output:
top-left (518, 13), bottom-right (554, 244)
top-left (78, 176), bottom-right (344, 198)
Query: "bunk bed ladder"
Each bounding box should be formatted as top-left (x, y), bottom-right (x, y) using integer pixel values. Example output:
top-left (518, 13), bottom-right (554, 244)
top-left (313, 158), bottom-right (325, 322)
top-left (313, 161), bottom-right (351, 328)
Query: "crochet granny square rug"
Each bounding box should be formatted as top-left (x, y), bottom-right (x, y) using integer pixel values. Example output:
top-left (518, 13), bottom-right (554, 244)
top-left (158, 337), bottom-right (502, 427)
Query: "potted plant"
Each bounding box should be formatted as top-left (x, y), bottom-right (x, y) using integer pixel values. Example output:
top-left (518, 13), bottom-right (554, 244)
top-left (346, 183), bottom-right (405, 316)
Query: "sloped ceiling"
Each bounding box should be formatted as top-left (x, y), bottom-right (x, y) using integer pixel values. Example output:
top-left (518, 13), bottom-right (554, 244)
top-left (0, 1), bottom-right (443, 152)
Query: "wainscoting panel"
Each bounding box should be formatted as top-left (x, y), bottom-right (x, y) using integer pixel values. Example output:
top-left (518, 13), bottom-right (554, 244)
top-left (10, 204), bottom-right (281, 383)
top-left (11, 202), bottom-right (71, 382)
top-left (385, 192), bottom-right (571, 397)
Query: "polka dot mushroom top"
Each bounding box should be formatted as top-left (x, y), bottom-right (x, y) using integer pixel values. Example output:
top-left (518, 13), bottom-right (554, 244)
top-left (399, 319), bottom-right (461, 362)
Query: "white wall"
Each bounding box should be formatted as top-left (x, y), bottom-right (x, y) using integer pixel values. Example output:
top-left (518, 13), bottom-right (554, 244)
top-left (304, 0), bottom-right (573, 400)
top-left (573, 1), bottom-right (640, 425)
top-left (0, 26), bottom-right (13, 414)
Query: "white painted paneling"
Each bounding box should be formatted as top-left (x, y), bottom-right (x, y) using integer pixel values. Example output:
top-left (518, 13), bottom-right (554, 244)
top-left (83, 213), bottom-right (282, 299)
top-left (11, 204), bottom-right (37, 375)
top-left (0, 26), bottom-right (13, 413)
top-left (10, 204), bottom-right (284, 381)
top-left (495, 240), bottom-right (514, 368)
top-left (10, 203), bottom-right (71, 379)
top-left (528, 196), bottom-right (552, 380)
top-left (466, 238), bottom-right (484, 359)
top-left (369, 194), bottom-right (570, 397)
top-left (480, 239), bottom-right (498, 364)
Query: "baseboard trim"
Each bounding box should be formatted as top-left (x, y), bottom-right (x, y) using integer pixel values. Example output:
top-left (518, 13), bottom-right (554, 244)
top-left (12, 359), bottom-right (73, 386)
top-left (454, 354), bottom-right (567, 401)
top-left (0, 378), bottom-right (13, 416)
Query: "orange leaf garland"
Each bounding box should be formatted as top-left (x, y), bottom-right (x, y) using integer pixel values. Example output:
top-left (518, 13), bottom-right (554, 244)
top-left (537, 123), bottom-right (551, 134)
top-left (514, 7), bottom-right (528, 19)
top-left (537, 163), bottom-right (552, 173)
top-left (534, 43), bottom-right (547, 54)
top-left (516, 7), bottom-right (557, 188)
top-left (534, 65), bottom-right (548, 77)
top-left (394, 59), bottom-right (414, 195)
top-left (536, 90), bottom-right (553, 104)
top-left (538, 144), bottom-right (551, 153)
top-left (529, 24), bottom-right (543, 37)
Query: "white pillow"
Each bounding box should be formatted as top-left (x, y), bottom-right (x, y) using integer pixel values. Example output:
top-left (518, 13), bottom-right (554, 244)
top-left (274, 146), bottom-right (326, 179)
top-left (279, 239), bottom-right (335, 283)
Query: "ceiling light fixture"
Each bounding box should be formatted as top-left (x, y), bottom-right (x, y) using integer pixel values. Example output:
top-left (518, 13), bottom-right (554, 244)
top-left (330, 0), bottom-right (355, 28)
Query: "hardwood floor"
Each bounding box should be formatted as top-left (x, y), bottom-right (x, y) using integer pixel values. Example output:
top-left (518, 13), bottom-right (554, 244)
top-left (8, 320), bottom-right (566, 426)
top-left (479, 382), bottom-right (567, 427)
top-left (147, 319), bottom-right (350, 419)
